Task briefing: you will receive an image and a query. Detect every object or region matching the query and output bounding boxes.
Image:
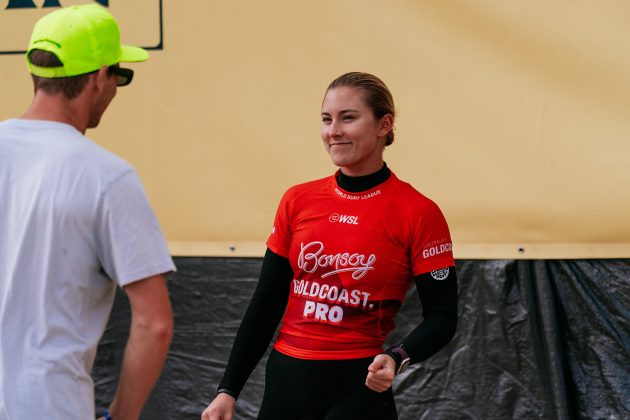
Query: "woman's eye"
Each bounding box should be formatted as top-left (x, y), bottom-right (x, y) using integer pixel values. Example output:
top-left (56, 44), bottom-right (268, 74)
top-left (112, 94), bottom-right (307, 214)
top-left (322, 117), bottom-right (331, 124)
top-left (343, 115), bottom-right (356, 121)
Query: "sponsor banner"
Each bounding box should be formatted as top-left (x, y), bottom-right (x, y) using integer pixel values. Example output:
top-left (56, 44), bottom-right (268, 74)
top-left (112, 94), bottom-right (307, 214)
top-left (2, 0), bottom-right (630, 258)
top-left (0, 0), bottom-right (162, 54)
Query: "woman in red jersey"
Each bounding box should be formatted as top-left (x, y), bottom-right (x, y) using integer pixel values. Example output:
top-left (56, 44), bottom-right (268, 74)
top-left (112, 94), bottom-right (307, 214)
top-left (202, 72), bottom-right (458, 420)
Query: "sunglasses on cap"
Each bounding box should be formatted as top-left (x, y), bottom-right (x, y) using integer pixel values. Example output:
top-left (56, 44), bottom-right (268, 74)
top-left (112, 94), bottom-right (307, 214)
top-left (108, 65), bottom-right (134, 87)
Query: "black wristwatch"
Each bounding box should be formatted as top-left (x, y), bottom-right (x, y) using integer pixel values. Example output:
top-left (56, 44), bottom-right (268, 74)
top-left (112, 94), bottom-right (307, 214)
top-left (384, 344), bottom-right (411, 375)
top-left (217, 388), bottom-right (238, 400)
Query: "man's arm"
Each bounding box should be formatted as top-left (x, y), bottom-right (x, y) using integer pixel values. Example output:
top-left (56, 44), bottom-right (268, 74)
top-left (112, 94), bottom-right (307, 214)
top-left (107, 274), bottom-right (173, 420)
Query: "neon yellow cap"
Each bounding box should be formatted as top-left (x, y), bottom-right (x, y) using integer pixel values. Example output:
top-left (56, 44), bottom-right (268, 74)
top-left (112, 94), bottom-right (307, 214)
top-left (26, 4), bottom-right (148, 78)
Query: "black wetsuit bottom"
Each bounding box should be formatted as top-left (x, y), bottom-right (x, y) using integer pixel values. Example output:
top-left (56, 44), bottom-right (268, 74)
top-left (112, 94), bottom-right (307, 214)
top-left (257, 349), bottom-right (398, 420)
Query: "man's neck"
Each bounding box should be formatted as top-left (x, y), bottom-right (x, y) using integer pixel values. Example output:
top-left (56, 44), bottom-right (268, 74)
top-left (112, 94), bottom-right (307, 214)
top-left (21, 91), bottom-right (90, 134)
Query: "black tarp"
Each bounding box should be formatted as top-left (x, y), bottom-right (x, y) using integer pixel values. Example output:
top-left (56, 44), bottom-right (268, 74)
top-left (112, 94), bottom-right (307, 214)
top-left (93, 258), bottom-right (630, 419)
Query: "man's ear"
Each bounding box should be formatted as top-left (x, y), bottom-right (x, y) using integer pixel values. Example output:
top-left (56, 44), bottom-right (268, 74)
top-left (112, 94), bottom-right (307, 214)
top-left (93, 65), bottom-right (110, 93)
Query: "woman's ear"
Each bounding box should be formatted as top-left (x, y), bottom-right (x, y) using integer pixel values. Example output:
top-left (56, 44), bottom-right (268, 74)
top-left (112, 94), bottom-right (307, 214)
top-left (378, 114), bottom-right (394, 137)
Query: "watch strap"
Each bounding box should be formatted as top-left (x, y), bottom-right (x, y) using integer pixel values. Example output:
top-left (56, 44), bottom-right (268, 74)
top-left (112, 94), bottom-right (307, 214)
top-left (384, 344), bottom-right (411, 375)
top-left (217, 387), bottom-right (238, 400)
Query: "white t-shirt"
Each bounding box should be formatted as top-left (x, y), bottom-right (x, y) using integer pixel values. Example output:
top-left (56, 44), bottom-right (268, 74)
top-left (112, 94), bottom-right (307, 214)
top-left (0, 119), bottom-right (176, 419)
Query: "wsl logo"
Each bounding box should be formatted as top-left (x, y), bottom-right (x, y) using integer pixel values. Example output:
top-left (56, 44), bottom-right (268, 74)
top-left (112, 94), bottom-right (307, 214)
top-left (0, 0), bottom-right (163, 54)
top-left (328, 213), bottom-right (359, 225)
top-left (5, 0), bottom-right (108, 7)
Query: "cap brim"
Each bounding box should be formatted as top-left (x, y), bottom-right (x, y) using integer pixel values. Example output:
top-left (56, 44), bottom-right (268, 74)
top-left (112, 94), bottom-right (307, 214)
top-left (119, 45), bottom-right (149, 63)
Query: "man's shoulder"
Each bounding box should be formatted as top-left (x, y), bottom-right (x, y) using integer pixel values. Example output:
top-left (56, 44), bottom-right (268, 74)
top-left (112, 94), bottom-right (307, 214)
top-left (79, 136), bottom-right (133, 172)
top-left (38, 121), bottom-right (136, 190)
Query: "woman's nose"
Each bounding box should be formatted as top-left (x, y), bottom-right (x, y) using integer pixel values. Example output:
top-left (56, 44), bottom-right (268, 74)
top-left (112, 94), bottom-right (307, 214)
top-left (329, 120), bottom-right (342, 137)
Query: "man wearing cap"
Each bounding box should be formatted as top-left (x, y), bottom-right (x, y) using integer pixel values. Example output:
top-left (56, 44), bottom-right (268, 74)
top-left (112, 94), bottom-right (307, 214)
top-left (0, 5), bottom-right (174, 420)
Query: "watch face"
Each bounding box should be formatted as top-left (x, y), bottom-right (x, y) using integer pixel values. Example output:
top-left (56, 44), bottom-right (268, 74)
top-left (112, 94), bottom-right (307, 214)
top-left (398, 357), bottom-right (411, 374)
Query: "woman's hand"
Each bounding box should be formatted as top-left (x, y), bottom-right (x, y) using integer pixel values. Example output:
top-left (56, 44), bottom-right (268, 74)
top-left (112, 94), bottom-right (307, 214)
top-left (365, 353), bottom-right (396, 392)
top-left (201, 392), bottom-right (236, 420)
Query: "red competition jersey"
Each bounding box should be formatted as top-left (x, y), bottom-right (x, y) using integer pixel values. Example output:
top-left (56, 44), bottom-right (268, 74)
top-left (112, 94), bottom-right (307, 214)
top-left (266, 171), bottom-right (454, 360)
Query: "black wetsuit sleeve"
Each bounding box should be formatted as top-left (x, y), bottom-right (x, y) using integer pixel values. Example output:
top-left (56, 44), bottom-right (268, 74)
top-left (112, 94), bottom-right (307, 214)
top-left (217, 248), bottom-right (293, 398)
top-left (400, 267), bottom-right (458, 364)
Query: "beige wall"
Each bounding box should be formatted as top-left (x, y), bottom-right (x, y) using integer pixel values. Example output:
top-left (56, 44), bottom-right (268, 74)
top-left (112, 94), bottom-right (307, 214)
top-left (2, 0), bottom-right (630, 258)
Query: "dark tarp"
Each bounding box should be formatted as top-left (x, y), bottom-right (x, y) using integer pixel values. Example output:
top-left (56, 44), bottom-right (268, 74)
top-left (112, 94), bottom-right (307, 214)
top-left (93, 259), bottom-right (630, 419)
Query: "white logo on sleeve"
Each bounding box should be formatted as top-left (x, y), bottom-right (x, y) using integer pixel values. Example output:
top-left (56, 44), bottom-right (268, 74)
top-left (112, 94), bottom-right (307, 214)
top-left (422, 242), bottom-right (453, 258)
top-left (430, 267), bottom-right (449, 281)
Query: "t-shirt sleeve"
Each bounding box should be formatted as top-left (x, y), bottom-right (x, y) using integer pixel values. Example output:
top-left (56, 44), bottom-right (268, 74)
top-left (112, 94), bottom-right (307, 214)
top-left (411, 200), bottom-right (455, 276)
top-left (96, 171), bottom-right (176, 286)
top-left (266, 189), bottom-right (293, 258)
